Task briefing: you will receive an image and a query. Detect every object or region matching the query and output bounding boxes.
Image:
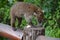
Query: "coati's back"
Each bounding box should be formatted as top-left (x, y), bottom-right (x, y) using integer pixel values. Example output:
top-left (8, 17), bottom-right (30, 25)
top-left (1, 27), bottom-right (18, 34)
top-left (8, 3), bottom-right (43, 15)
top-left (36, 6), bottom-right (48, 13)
top-left (10, 2), bottom-right (44, 29)
top-left (10, 2), bottom-right (37, 17)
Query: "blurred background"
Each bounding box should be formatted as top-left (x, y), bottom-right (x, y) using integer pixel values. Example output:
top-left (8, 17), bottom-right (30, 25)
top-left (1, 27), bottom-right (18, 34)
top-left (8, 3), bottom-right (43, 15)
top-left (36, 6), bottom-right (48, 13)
top-left (0, 0), bottom-right (60, 40)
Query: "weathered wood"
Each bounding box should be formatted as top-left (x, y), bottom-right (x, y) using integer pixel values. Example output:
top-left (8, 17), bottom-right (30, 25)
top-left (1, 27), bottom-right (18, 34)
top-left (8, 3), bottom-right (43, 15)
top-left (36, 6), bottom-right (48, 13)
top-left (36, 35), bottom-right (46, 40)
top-left (0, 23), bottom-right (23, 40)
top-left (23, 27), bottom-right (45, 40)
top-left (0, 32), bottom-right (20, 40)
top-left (36, 35), bottom-right (60, 40)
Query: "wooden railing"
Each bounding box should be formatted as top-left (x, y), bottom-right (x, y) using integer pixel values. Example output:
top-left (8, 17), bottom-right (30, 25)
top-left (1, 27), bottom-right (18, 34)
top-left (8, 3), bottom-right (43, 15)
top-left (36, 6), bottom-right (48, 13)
top-left (0, 23), bottom-right (23, 40)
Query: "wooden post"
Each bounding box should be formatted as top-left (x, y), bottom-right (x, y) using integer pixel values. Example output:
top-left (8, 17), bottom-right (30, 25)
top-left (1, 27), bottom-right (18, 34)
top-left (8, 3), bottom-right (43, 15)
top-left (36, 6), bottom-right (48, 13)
top-left (23, 27), bottom-right (45, 40)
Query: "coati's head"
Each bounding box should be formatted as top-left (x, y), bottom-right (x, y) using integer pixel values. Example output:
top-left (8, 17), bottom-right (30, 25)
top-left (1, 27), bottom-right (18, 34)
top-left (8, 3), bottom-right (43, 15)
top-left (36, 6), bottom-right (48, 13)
top-left (34, 8), bottom-right (44, 23)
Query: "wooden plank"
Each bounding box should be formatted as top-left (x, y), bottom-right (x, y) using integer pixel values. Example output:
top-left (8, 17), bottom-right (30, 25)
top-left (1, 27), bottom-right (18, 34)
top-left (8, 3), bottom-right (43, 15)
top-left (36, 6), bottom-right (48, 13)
top-left (0, 32), bottom-right (20, 40)
top-left (0, 23), bottom-right (23, 40)
top-left (36, 35), bottom-right (60, 40)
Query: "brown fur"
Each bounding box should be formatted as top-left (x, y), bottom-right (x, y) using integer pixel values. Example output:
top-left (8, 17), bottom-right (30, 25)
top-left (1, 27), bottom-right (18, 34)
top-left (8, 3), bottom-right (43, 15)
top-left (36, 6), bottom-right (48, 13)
top-left (10, 2), bottom-right (44, 30)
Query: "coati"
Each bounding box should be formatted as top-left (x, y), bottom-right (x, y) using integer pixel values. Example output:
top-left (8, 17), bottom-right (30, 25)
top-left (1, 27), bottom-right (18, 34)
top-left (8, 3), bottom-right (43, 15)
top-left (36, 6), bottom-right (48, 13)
top-left (10, 2), bottom-right (44, 31)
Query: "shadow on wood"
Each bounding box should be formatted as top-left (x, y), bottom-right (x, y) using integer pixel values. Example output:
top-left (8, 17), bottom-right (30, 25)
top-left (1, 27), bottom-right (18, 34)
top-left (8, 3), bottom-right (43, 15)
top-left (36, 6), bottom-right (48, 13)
top-left (0, 23), bottom-right (23, 40)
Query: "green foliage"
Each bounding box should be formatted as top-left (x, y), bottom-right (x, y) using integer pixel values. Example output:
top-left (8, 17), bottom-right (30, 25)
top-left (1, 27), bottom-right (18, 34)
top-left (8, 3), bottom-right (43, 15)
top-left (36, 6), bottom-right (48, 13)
top-left (0, 0), bottom-right (60, 39)
top-left (0, 0), bottom-right (16, 24)
top-left (45, 27), bottom-right (60, 38)
top-left (0, 36), bottom-right (8, 40)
